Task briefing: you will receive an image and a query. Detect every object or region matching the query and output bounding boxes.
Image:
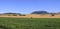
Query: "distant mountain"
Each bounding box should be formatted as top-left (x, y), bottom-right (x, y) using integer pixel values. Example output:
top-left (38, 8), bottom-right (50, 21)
top-left (4, 12), bottom-right (21, 14)
top-left (31, 11), bottom-right (49, 14)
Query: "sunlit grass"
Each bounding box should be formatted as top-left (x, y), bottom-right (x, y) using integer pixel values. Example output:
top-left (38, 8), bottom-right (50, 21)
top-left (0, 18), bottom-right (60, 29)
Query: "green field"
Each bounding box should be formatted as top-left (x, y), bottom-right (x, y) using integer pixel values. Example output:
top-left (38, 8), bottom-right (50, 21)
top-left (0, 18), bottom-right (60, 29)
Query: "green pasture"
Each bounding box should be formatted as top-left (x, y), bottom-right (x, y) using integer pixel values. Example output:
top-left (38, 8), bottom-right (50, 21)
top-left (0, 18), bottom-right (60, 29)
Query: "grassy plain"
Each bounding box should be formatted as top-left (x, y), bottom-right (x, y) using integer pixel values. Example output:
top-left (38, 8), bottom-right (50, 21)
top-left (0, 18), bottom-right (60, 29)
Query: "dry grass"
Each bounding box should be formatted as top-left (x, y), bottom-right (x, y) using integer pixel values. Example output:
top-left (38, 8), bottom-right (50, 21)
top-left (0, 14), bottom-right (60, 18)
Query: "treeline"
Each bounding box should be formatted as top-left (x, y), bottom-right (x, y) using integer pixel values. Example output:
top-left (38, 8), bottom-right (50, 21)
top-left (1, 11), bottom-right (60, 14)
top-left (0, 11), bottom-right (59, 16)
top-left (0, 12), bottom-right (26, 16)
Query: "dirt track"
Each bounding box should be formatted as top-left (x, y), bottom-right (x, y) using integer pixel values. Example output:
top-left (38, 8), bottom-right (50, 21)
top-left (0, 14), bottom-right (60, 18)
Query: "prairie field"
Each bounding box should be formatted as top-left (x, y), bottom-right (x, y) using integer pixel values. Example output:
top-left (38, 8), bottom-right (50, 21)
top-left (0, 14), bottom-right (60, 18)
top-left (0, 18), bottom-right (60, 29)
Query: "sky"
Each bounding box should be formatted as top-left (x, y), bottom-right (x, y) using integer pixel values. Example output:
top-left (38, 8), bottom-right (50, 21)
top-left (0, 0), bottom-right (60, 14)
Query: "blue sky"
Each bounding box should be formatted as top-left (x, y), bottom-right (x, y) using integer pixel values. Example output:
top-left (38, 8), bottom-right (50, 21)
top-left (0, 0), bottom-right (60, 14)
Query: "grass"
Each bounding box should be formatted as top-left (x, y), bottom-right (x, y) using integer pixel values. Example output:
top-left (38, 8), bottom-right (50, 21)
top-left (0, 18), bottom-right (60, 29)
